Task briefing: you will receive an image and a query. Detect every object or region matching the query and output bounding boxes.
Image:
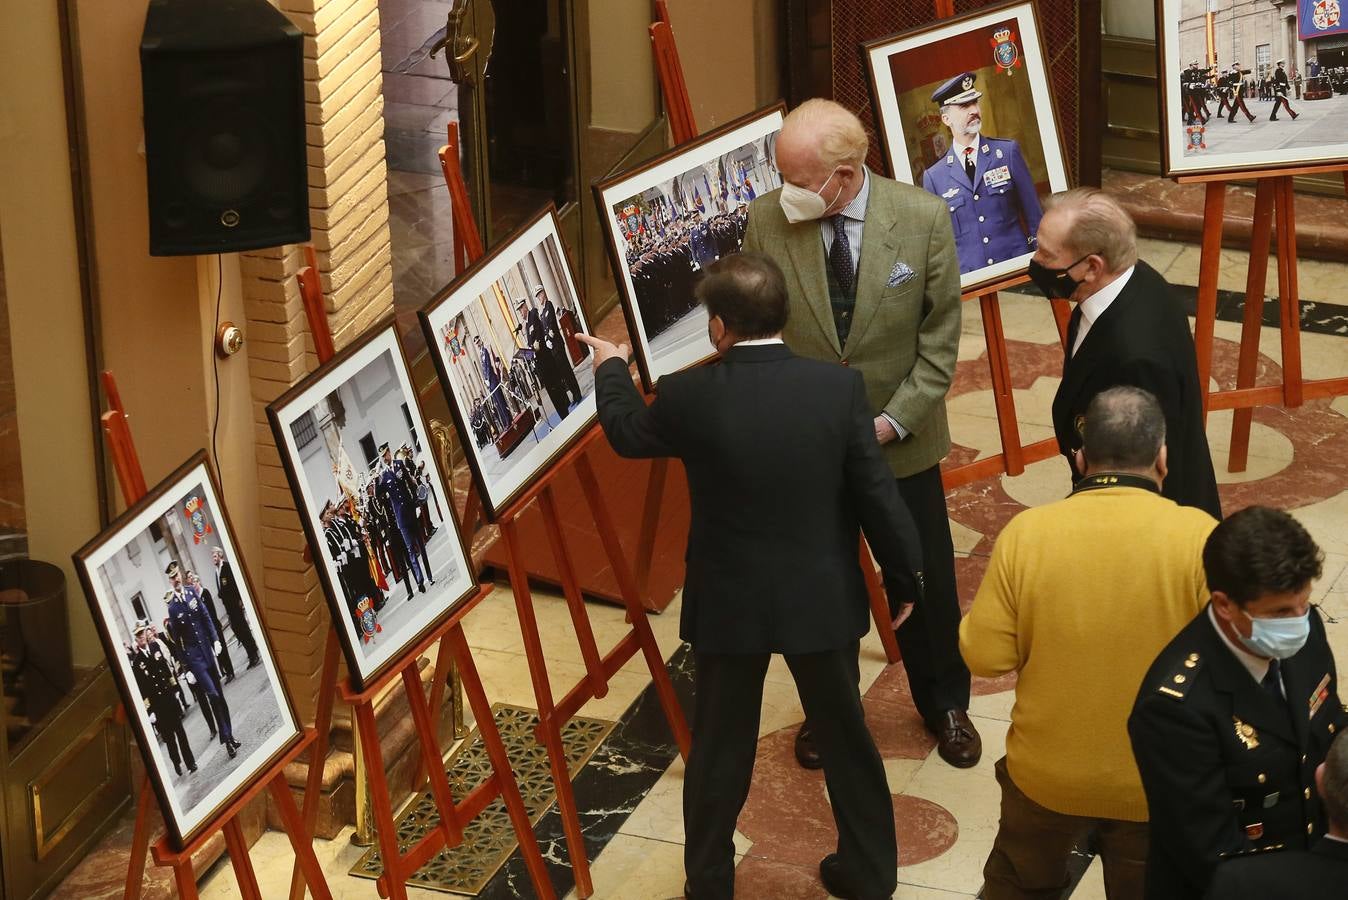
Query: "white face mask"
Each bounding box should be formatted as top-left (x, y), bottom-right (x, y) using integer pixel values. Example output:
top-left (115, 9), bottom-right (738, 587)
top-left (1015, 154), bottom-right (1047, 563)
top-left (778, 166), bottom-right (843, 224)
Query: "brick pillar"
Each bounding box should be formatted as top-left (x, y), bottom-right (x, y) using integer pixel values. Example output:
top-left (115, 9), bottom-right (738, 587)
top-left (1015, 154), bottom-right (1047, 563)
top-left (244, 0), bottom-right (394, 722)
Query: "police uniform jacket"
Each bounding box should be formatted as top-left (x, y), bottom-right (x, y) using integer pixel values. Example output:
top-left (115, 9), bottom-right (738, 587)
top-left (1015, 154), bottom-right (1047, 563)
top-left (131, 641), bottom-right (183, 720)
top-left (1203, 835), bottom-right (1348, 899)
top-left (166, 585), bottom-right (220, 659)
top-left (1128, 605), bottom-right (1348, 899)
top-left (1273, 68), bottom-right (1291, 95)
top-left (378, 459), bottom-right (418, 519)
top-left (921, 137), bottom-right (1041, 275)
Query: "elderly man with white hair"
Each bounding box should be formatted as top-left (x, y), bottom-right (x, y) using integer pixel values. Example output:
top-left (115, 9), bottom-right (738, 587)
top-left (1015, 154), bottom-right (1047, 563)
top-left (1030, 186), bottom-right (1221, 519)
top-left (743, 97), bottom-right (981, 783)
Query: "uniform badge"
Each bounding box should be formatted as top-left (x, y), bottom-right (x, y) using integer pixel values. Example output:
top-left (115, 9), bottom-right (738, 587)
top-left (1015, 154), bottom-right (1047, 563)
top-left (189, 598), bottom-right (198, 611)
top-left (1309, 674), bottom-right (1331, 718)
top-left (983, 165), bottom-right (1012, 187)
top-left (990, 27), bottom-right (1022, 75)
top-left (1245, 822), bottom-right (1264, 840)
top-left (981, 144), bottom-right (990, 154)
top-left (183, 496), bottom-right (213, 545)
top-left (356, 596), bottom-right (382, 644)
top-left (996, 148), bottom-right (1004, 159)
top-left (941, 187), bottom-right (961, 199)
top-left (1234, 717), bottom-right (1260, 750)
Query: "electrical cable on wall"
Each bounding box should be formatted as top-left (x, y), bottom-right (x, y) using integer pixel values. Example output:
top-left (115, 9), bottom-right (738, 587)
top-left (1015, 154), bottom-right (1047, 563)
top-left (212, 253), bottom-right (225, 495)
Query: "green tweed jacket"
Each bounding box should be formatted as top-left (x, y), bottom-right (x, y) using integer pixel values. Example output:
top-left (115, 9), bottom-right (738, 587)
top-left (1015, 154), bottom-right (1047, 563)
top-left (741, 170), bottom-right (962, 478)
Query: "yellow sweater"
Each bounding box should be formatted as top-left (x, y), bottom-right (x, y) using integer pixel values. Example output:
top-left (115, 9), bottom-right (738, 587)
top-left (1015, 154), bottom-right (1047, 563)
top-left (959, 485), bottom-right (1217, 821)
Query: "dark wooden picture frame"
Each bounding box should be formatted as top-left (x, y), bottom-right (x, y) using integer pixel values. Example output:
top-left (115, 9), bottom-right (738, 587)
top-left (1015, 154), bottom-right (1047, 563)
top-left (72, 452), bottom-right (303, 850)
top-left (267, 318), bottom-right (478, 692)
top-left (862, 0), bottom-right (1072, 295)
top-left (592, 101), bottom-right (787, 394)
top-left (419, 204), bottom-right (598, 522)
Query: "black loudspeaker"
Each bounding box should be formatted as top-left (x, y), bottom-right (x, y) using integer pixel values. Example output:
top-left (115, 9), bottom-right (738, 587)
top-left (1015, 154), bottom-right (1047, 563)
top-left (140, 0), bottom-right (310, 256)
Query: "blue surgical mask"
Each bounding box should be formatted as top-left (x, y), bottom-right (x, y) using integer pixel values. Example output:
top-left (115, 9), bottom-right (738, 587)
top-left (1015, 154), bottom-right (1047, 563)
top-left (1238, 608), bottom-right (1311, 660)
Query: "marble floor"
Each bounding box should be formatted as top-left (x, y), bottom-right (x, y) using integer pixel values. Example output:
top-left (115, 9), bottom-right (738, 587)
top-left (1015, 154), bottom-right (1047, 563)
top-left (180, 233), bottom-right (1348, 899)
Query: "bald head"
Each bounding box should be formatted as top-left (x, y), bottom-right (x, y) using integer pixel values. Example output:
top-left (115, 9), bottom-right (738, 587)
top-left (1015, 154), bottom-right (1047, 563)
top-left (774, 99), bottom-right (869, 216)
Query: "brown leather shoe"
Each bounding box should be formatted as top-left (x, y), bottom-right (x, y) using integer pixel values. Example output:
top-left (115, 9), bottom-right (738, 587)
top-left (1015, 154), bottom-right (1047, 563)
top-left (794, 722), bottom-right (823, 770)
top-left (931, 709), bottom-right (982, 768)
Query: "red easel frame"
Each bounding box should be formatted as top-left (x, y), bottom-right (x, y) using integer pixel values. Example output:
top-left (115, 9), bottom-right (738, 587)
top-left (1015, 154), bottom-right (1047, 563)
top-left (285, 246), bottom-right (556, 900)
top-left (101, 375), bottom-right (331, 900)
top-left (1185, 167), bottom-right (1348, 473)
top-left (438, 118), bottom-right (692, 898)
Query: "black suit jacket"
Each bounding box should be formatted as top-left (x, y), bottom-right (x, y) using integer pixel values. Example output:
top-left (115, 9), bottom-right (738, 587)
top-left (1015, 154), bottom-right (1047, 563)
top-left (216, 560), bottom-right (243, 611)
top-left (1129, 606), bottom-right (1348, 899)
top-left (1205, 836), bottom-right (1348, 898)
top-left (1052, 260), bottom-right (1221, 519)
top-left (593, 344), bottom-right (924, 655)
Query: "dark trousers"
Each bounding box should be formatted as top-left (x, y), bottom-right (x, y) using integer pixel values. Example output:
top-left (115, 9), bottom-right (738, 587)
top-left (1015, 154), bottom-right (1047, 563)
top-left (223, 599), bottom-right (260, 664)
top-left (1271, 95), bottom-right (1296, 118)
top-left (1228, 95), bottom-right (1254, 122)
top-left (685, 644), bottom-right (897, 900)
top-left (984, 758), bottom-right (1147, 900)
top-left (157, 712), bottom-right (196, 771)
top-left (893, 465), bottom-right (971, 724)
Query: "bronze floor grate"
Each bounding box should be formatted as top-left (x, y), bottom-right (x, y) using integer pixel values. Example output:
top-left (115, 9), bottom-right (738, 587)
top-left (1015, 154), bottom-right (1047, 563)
top-left (349, 703), bottom-right (614, 894)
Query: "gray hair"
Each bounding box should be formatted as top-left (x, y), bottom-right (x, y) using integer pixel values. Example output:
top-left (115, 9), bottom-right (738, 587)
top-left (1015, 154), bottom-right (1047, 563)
top-left (1081, 386), bottom-right (1166, 470)
top-left (781, 98), bottom-right (869, 169)
top-left (1325, 732), bottom-right (1348, 828)
top-left (1042, 187), bottom-right (1138, 274)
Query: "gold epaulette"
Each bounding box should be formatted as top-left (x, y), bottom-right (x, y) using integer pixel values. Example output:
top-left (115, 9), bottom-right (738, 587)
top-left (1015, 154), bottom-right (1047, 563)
top-left (1156, 652), bottom-right (1202, 701)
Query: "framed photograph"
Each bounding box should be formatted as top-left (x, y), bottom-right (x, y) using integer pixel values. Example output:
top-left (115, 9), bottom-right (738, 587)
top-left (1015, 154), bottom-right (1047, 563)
top-left (268, 320), bottom-right (477, 691)
top-left (420, 205), bottom-right (597, 520)
top-left (864, 0), bottom-right (1070, 293)
top-left (1156, 0), bottom-right (1348, 177)
top-left (73, 453), bottom-right (302, 849)
top-left (593, 103), bottom-right (785, 392)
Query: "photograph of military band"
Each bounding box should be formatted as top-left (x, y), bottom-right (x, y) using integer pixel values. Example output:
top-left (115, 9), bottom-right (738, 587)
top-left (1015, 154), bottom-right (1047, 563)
top-left (435, 233), bottom-right (595, 486)
top-left (287, 348), bottom-right (463, 659)
top-left (867, 8), bottom-right (1065, 286)
top-left (1169, 0), bottom-right (1348, 168)
top-left (609, 132), bottom-right (780, 361)
top-left (93, 485), bottom-right (290, 816)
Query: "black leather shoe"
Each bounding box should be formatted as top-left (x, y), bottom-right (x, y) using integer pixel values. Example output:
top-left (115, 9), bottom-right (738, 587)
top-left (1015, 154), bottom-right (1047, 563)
top-left (819, 853), bottom-right (893, 900)
top-left (226, 743), bottom-right (237, 759)
top-left (931, 709), bottom-right (982, 768)
top-left (794, 723), bottom-right (823, 770)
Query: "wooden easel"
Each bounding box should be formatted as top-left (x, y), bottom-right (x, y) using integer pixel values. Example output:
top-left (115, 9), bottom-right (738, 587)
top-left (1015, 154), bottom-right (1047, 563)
top-left (285, 245), bottom-right (556, 900)
top-left (1186, 167), bottom-right (1348, 472)
top-left (438, 113), bottom-right (692, 899)
top-left (100, 374), bottom-right (332, 900)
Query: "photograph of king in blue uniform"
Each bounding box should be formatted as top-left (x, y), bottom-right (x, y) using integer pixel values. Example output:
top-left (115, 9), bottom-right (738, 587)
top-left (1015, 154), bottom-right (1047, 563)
top-left (920, 72), bottom-right (1042, 274)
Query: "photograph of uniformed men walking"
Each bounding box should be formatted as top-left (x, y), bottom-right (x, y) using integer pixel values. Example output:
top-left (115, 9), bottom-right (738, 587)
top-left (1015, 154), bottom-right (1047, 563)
top-left (1162, 0), bottom-right (1348, 175)
top-left (281, 344), bottom-right (468, 670)
top-left (423, 210), bottom-right (599, 515)
top-left (77, 463), bottom-right (299, 844)
top-left (864, 3), bottom-right (1069, 290)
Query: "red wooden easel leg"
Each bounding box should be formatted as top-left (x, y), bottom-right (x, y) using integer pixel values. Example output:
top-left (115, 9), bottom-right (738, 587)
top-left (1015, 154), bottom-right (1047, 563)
top-left (124, 778), bottom-right (155, 899)
top-left (860, 542), bottom-right (901, 665)
top-left (539, 485), bottom-right (609, 698)
top-left (447, 624), bottom-right (557, 900)
top-left (223, 817), bottom-right (263, 900)
top-left (574, 452), bottom-right (692, 760)
top-left (269, 776), bottom-right (334, 900)
top-left (1194, 181), bottom-right (1227, 420)
top-left (1049, 298), bottom-right (1073, 349)
top-left (499, 516), bottom-right (594, 897)
top-left (980, 292), bottom-right (1025, 476)
top-left (1227, 178), bottom-right (1276, 473)
top-left (288, 629), bottom-right (341, 900)
top-left (1274, 177), bottom-right (1303, 407)
top-left (410, 633), bottom-right (456, 793)
top-left (401, 664), bottom-right (465, 849)
top-left (355, 700), bottom-right (408, 900)
top-left (171, 859), bottom-right (200, 900)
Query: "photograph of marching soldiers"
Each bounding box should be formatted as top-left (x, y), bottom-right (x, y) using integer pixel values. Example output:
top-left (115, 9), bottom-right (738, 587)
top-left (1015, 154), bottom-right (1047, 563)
top-left (866, 6), bottom-right (1069, 285)
top-left (607, 131), bottom-right (780, 365)
top-left (285, 346), bottom-right (468, 668)
top-left (433, 231), bottom-right (596, 492)
top-left (88, 479), bottom-right (294, 825)
top-left (1168, 0), bottom-right (1348, 168)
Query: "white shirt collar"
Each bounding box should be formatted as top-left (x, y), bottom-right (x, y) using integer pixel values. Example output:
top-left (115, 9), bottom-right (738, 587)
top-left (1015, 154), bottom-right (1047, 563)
top-left (836, 167), bottom-right (869, 222)
top-left (1078, 265), bottom-right (1135, 329)
top-left (734, 337), bottom-right (785, 347)
top-left (1207, 605), bottom-right (1272, 684)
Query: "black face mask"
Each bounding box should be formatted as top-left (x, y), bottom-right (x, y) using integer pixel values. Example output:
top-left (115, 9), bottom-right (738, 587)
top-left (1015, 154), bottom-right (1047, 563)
top-left (1027, 252), bottom-right (1095, 299)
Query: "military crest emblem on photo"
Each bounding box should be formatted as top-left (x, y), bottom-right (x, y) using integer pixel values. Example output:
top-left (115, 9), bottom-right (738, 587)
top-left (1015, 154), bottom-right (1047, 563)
top-left (991, 28), bottom-right (1020, 75)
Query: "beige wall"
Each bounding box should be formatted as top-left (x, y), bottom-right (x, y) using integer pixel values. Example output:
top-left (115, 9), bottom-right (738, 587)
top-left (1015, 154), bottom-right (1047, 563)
top-left (589, 0), bottom-right (658, 133)
top-left (0, 1), bottom-right (104, 667)
top-left (666, 0), bottom-right (780, 129)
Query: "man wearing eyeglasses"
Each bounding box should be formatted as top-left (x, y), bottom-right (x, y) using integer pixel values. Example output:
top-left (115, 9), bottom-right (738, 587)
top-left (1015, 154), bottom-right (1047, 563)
top-left (1029, 187), bottom-right (1221, 519)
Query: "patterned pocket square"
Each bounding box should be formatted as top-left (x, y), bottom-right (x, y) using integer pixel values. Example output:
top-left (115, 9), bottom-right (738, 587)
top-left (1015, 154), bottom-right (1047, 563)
top-left (886, 261), bottom-right (916, 288)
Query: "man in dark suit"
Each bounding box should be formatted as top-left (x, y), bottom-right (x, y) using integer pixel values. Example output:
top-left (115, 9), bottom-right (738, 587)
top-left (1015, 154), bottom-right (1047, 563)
top-left (131, 618), bottom-right (196, 776)
top-left (518, 296), bottom-right (573, 421)
top-left (210, 546), bottom-right (260, 669)
top-left (1030, 187), bottom-right (1222, 520)
top-left (1206, 730), bottom-right (1348, 898)
top-left (1129, 507), bottom-right (1348, 899)
top-left (580, 254), bottom-right (924, 900)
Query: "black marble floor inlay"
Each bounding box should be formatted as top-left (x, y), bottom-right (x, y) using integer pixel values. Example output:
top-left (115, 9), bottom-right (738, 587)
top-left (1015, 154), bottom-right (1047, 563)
top-left (476, 644), bottom-right (696, 899)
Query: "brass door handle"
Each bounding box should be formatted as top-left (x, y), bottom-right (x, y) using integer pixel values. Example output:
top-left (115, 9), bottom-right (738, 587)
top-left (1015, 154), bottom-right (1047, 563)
top-left (454, 36), bottom-right (480, 65)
